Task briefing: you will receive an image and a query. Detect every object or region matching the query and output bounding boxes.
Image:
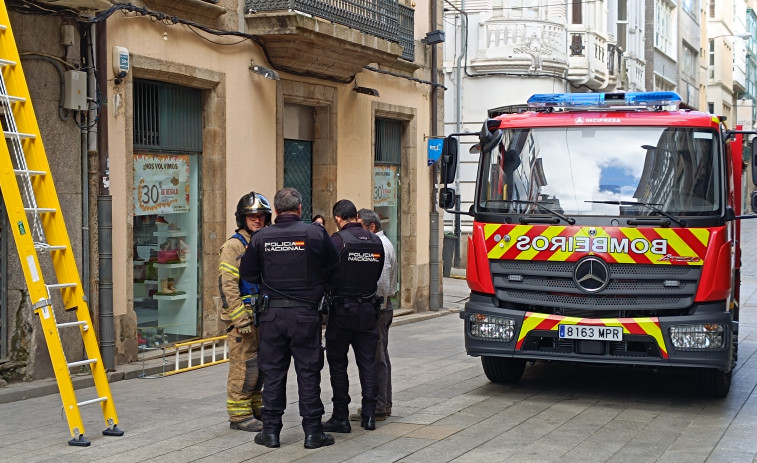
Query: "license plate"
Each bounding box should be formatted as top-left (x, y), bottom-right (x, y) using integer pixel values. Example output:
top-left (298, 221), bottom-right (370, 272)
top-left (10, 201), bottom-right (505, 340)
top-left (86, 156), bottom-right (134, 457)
top-left (558, 324), bottom-right (622, 341)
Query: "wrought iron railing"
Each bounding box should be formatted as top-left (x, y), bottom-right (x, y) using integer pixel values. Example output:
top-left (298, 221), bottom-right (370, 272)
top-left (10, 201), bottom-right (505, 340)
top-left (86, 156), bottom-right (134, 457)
top-left (398, 4), bottom-right (414, 61)
top-left (245, 0), bottom-right (415, 61)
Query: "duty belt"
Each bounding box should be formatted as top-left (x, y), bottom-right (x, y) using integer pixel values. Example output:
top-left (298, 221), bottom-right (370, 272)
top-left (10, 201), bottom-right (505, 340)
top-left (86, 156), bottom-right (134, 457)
top-left (332, 295), bottom-right (377, 304)
top-left (267, 298), bottom-right (316, 309)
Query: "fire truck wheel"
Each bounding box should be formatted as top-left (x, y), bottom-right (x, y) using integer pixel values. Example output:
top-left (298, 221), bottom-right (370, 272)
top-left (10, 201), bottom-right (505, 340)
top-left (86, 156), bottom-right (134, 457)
top-left (481, 356), bottom-right (526, 384)
top-left (698, 368), bottom-right (732, 398)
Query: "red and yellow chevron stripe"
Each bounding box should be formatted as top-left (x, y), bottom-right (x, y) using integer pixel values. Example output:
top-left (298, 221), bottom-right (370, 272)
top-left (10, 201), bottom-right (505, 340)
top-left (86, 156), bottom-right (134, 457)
top-left (483, 224), bottom-right (709, 265)
top-left (516, 312), bottom-right (668, 358)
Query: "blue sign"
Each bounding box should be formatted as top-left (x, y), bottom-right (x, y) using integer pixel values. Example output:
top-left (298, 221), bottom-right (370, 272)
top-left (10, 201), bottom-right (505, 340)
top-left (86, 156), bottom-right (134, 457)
top-left (427, 138), bottom-right (444, 166)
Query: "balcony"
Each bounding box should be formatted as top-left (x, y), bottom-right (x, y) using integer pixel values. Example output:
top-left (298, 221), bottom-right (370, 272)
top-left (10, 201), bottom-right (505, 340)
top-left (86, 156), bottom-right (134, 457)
top-left (467, 20), bottom-right (569, 76)
top-left (244, 0), bottom-right (415, 81)
top-left (566, 28), bottom-right (610, 90)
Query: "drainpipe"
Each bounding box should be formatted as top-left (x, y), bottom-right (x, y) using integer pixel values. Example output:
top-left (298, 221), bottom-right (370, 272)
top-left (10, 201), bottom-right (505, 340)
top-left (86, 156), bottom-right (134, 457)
top-left (94, 21), bottom-right (114, 369)
top-left (429, 0), bottom-right (441, 311)
top-left (453, 0), bottom-right (466, 268)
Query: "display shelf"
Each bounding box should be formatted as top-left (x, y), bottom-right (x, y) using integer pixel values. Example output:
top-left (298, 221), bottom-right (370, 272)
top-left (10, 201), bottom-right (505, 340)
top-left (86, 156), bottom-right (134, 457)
top-left (134, 297), bottom-right (153, 303)
top-left (134, 260), bottom-right (146, 265)
top-left (154, 230), bottom-right (186, 238)
top-left (154, 262), bottom-right (187, 269)
top-left (154, 293), bottom-right (188, 301)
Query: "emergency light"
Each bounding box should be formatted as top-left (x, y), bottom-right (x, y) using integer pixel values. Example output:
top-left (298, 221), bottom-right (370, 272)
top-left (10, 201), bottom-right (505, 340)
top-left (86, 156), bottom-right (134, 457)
top-left (527, 91), bottom-right (682, 109)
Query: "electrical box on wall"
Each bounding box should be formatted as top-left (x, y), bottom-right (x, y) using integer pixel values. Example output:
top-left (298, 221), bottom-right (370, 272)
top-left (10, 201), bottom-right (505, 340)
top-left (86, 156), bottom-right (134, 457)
top-left (113, 46), bottom-right (129, 77)
top-left (63, 70), bottom-right (87, 110)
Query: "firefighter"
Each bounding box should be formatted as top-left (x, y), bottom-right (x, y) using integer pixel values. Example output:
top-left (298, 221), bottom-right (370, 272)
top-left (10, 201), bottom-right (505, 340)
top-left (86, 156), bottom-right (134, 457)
top-left (239, 187), bottom-right (340, 449)
top-left (218, 192), bottom-right (271, 432)
top-left (322, 200), bottom-right (385, 433)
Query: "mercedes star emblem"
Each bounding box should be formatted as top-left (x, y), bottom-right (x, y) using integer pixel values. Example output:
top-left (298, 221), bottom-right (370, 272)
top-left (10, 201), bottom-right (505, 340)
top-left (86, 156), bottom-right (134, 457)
top-left (573, 256), bottom-right (610, 293)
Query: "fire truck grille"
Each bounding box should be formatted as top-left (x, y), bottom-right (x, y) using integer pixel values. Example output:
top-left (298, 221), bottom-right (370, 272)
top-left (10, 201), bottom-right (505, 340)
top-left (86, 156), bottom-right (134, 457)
top-left (490, 260), bottom-right (700, 315)
top-left (520, 331), bottom-right (663, 358)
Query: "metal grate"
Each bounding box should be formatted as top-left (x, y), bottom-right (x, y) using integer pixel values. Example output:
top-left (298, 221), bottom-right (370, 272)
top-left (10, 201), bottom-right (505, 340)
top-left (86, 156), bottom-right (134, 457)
top-left (284, 140), bottom-right (313, 220)
top-left (134, 80), bottom-right (202, 153)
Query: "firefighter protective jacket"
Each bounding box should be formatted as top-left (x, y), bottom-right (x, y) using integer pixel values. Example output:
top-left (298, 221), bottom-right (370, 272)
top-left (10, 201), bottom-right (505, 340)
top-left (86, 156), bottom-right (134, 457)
top-left (219, 228), bottom-right (254, 327)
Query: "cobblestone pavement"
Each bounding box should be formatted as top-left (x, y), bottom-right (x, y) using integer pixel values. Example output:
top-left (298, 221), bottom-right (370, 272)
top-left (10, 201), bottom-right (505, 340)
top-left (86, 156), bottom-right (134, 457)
top-left (1, 220), bottom-right (757, 462)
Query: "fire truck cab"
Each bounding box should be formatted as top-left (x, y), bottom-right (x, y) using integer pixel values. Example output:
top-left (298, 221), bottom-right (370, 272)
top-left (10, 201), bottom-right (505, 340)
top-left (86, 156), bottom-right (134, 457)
top-left (439, 92), bottom-right (757, 397)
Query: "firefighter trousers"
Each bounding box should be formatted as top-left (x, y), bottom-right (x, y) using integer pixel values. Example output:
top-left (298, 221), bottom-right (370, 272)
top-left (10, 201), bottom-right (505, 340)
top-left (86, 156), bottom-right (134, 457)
top-left (226, 323), bottom-right (263, 423)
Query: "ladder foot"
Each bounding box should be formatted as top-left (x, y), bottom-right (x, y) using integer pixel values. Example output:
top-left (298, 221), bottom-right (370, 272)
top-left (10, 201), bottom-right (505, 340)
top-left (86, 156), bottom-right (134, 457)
top-left (68, 435), bottom-right (91, 447)
top-left (102, 425), bottom-right (124, 437)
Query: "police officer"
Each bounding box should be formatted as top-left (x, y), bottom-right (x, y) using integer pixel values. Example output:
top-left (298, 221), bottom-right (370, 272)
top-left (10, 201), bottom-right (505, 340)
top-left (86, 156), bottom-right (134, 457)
top-left (322, 199), bottom-right (385, 434)
top-left (218, 192), bottom-right (271, 432)
top-left (240, 187), bottom-right (340, 449)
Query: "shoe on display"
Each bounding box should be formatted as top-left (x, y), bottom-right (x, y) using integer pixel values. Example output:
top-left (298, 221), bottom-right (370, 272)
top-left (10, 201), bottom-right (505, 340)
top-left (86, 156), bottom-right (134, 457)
top-left (229, 417), bottom-right (263, 432)
top-left (303, 432), bottom-right (334, 449)
top-left (322, 416), bottom-right (351, 433)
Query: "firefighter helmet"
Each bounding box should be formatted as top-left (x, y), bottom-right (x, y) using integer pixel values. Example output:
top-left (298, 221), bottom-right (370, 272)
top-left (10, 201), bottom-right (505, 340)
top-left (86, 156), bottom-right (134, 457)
top-left (235, 192), bottom-right (272, 229)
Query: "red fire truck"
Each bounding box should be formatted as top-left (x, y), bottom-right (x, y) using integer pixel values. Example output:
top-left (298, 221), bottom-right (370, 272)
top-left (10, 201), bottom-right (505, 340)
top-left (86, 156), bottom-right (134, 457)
top-left (438, 92), bottom-right (757, 397)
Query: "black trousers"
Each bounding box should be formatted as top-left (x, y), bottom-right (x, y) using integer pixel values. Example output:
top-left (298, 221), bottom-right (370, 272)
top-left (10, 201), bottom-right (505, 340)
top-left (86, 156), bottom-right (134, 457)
top-left (325, 301), bottom-right (378, 418)
top-left (258, 306), bottom-right (325, 435)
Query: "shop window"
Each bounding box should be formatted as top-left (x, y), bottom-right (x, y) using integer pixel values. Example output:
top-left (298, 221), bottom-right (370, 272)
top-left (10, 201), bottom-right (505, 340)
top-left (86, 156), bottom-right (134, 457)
top-left (374, 118), bottom-right (402, 300)
top-left (133, 80), bottom-right (202, 349)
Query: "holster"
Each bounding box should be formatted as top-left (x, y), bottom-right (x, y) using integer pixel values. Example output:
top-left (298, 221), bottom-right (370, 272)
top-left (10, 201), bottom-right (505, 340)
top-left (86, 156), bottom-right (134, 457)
top-left (253, 294), bottom-right (269, 327)
top-left (317, 293), bottom-right (331, 316)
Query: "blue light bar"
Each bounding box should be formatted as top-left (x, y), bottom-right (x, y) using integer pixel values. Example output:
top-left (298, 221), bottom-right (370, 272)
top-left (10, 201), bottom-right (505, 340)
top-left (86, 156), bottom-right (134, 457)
top-left (527, 92), bottom-right (682, 109)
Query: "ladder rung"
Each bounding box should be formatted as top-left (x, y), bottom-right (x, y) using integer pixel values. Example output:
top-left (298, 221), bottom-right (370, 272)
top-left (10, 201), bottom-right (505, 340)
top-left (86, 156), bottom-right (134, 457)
top-left (4, 131), bottom-right (34, 139)
top-left (0, 25), bottom-right (6, 31)
top-left (14, 169), bottom-right (45, 176)
top-left (68, 358), bottom-right (97, 368)
top-left (25, 207), bottom-right (56, 213)
top-left (77, 396), bottom-right (108, 407)
top-left (0, 58), bottom-right (15, 66)
top-left (35, 244), bottom-right (66, 251)
top-left (0, 94), bottom-right (24, 103)
top-left (57, 320), bottom-right (87, 329)
top-left (47, 283), bottom-right (77, 290)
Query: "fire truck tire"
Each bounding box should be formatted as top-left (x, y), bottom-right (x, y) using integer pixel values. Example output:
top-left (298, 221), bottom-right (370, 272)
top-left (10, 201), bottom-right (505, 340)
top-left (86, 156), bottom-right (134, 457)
top-left (698, 330), bottom-right (737, 397)
top-left (698, 368), bottom-right (732, 398)
top-left (481, 356), bottom-right (526, 384)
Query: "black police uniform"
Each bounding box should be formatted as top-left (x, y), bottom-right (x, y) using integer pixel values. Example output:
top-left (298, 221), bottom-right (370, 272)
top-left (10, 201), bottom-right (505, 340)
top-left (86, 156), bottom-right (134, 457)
top-left (239, 213), bottom-right (339, 437)
top-left (327, 222), bottom-right (385, 420)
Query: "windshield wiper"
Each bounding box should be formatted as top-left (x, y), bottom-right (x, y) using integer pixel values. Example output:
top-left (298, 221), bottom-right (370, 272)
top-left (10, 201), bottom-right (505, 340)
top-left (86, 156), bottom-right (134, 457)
top-left (504, 200), bottom-right (576, 225)
top-left (585, 200), bottom-right (686, 227)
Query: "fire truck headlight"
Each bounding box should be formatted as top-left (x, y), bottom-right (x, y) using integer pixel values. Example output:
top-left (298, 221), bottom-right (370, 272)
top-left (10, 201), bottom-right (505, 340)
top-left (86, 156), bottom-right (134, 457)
top-left (468, 314), bottom-right (515, 342)
top-left (669, 324), bottom-right (725, 350)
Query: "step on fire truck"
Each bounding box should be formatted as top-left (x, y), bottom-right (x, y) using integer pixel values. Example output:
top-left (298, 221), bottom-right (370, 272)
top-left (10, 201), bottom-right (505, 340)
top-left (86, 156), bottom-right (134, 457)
top-left (438, 92), bottom-right (757, 397)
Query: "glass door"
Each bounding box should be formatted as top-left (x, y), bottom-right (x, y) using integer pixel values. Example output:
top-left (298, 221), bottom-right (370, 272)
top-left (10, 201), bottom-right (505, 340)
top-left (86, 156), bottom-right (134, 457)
top-left (374, 118), bottom-right (402, 300)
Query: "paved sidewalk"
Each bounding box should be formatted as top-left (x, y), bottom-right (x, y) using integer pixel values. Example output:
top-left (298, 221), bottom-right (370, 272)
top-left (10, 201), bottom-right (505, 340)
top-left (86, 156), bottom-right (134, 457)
top-left (3, 219), bottom-right (757, 462)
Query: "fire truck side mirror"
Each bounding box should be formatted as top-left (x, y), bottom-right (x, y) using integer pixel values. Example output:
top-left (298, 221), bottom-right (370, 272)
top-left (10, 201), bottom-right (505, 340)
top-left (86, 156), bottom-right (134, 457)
top-left (440, 137), bottom-right (458, 185)
top-left (439, 187), bottom-right (455, 209)
top-left (752, 191), bottom-right (757, 214)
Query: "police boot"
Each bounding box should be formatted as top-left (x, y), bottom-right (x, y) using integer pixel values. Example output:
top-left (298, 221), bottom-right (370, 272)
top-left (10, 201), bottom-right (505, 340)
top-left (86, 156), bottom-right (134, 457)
top-left (254, 432), bottom-right (280, 448)
top-left (322, 415), bottom-right (351, 433)
top-left (361, 416), bottom-right (376, 431)
top-left (304, 432), bottom-right (335, 449)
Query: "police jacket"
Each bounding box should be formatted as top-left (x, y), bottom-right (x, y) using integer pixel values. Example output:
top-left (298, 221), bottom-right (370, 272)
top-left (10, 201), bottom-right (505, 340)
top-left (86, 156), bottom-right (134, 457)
top-left (330, 222), bottom-right (385, 298)
top-left (240, 213), bottom-right (340, 303)
top-left (218, 228), bottom-right (255, 326)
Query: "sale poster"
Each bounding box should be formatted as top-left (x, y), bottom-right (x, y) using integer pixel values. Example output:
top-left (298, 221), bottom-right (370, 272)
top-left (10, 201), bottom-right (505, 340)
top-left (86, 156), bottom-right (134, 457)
top-left (133, 154), bottom-right (190, 215)
top-left (373, 165), bottom-right (397, 207)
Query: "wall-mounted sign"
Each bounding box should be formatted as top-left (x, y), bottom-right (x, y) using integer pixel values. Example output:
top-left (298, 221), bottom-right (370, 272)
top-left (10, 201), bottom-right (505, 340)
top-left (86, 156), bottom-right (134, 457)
top-left (133, 154), bottom-right (190, 215)
top-left (427, 138), bottom-right (444, 166)
top-left (373, 165), bottom-right (397, 207)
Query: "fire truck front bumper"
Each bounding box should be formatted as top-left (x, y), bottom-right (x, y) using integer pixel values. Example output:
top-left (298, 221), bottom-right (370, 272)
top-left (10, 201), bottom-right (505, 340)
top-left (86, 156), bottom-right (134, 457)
top-left (461, 293), bottom-right (735, 370)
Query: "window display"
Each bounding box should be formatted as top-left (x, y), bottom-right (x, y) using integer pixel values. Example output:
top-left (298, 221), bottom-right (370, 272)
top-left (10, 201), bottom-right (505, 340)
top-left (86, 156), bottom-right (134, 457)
top-left (133, 154), bottom-right (200, 348)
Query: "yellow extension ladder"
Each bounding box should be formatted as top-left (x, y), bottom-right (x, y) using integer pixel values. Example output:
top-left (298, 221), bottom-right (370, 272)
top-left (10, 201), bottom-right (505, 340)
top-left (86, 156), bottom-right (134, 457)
top-left (0, 2), bottom-right (122, 446)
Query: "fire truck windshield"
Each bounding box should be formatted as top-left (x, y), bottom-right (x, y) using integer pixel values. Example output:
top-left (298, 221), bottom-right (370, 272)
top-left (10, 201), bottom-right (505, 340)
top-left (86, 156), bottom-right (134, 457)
top-left (477, 126), bottom-right (721, 218)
